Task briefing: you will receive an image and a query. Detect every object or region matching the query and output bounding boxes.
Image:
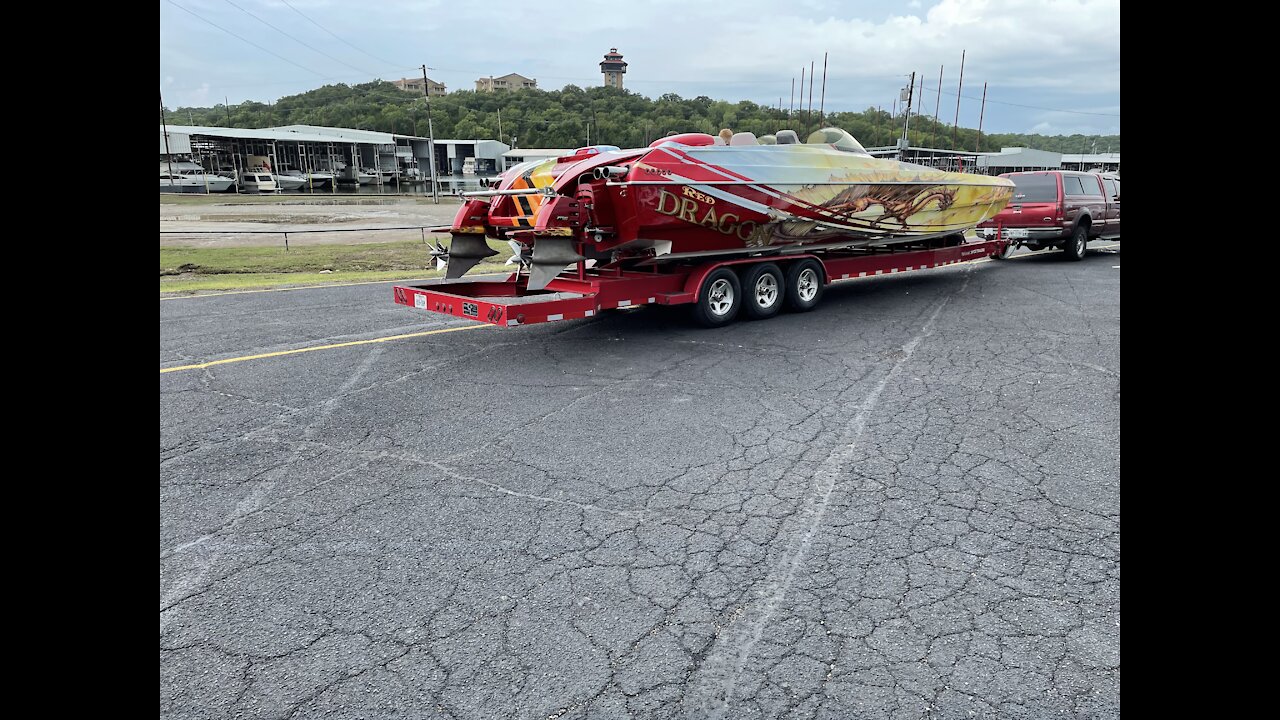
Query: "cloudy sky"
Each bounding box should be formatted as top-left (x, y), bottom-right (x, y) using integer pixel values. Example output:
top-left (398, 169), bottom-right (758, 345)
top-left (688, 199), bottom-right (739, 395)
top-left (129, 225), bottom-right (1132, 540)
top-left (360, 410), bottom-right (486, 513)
top-left (160, 0), bottom-right (1120, 137)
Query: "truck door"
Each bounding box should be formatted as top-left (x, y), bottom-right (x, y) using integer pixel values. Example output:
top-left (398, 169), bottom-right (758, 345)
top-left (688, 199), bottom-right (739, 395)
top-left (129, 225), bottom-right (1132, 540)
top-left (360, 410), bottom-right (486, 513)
top-left (1102, 178), bottom-right (1120, 238)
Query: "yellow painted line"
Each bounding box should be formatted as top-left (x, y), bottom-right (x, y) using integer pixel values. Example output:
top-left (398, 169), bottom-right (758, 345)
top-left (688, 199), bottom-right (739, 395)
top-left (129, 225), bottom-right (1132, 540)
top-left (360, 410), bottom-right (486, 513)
top-left (159, 277), bottom-right (436, 301)
top-left (160, 324), bottom-right (491, 374)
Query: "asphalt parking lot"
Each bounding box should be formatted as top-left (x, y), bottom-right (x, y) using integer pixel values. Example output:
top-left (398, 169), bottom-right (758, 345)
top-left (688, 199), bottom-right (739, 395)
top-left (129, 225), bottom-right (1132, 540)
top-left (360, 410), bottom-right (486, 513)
top-left (160, 244), bottom-right (1120, 719)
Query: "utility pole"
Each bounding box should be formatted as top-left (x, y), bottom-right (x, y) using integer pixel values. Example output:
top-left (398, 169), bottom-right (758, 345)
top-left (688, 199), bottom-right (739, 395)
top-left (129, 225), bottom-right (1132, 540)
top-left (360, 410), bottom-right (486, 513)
top-left (931, 65), bottom-right (943, 149)
top-left (819, 52), bottom-right (828, 121)
top-left (902, 71), bottom-right (915, 159)
top-left (799, 66), bottom-right (805, 123)
top-left (790, 77), bottom-right (795, 117)
top-left (975, 81), bottom-right (987, 152)
top-left (952, 49), bottom-right (965, 151)
top-left (808, 60), bottom-right (815, 125)
top-left (421, 64), bottom-right (438, 203)
top-left (497, 108), bottom-right (503, 145)
top-left (161, 92), bottom-right (175, 181)
top-left (224, 96), bottom-right (231, 126)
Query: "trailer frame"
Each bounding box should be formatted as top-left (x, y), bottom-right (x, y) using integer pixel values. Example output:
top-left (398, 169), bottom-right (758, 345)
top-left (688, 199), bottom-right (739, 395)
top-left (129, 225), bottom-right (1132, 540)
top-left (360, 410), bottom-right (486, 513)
top-left (393, 236), bottom-right (1010, 328)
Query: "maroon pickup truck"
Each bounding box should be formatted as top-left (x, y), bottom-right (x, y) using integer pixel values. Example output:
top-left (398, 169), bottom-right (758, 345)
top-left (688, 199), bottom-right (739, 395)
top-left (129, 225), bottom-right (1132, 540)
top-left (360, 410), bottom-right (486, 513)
top-left (979, 170), bottom-right (1120, 260)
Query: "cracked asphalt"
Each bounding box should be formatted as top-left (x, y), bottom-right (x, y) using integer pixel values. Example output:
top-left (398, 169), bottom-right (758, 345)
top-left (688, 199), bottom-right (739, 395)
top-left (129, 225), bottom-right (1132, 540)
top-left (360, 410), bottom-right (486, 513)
top-left (160, 244), bottom-right (1120, 719)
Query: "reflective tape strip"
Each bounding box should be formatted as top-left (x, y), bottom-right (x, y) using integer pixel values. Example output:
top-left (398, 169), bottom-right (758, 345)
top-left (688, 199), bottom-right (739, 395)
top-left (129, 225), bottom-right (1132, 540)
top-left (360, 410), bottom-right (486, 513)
top-left (547, 313), bottom-right (563, 321)
top-left (618, 299), bottom-right (631, 307)
top-left (585, 309), bottom-right (595, 317)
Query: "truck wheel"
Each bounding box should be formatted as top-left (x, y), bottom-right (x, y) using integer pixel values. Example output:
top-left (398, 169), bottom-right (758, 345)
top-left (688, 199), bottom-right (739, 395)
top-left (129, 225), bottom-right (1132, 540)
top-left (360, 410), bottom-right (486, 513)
top-left (784, 259), bottom-right (824, 312)
top-left (740, 263), bottom-right (784, 320)
top-left (693, 268), bottom-right (742, 327)
top-left (1064, 225), bottom-right (1087, 261)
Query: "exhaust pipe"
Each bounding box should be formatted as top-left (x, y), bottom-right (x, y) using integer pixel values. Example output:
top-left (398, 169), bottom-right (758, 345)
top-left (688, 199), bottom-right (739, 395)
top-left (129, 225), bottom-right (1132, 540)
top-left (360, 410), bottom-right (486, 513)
top-left (592, 166), bottom-right (628, 180)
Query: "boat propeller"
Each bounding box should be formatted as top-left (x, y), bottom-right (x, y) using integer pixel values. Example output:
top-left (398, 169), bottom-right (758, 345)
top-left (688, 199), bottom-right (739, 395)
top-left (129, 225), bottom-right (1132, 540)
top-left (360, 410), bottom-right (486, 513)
top-left (428, 241), bottom-right (449, 271)
top-left (505, 240), bottom-right (530, 267)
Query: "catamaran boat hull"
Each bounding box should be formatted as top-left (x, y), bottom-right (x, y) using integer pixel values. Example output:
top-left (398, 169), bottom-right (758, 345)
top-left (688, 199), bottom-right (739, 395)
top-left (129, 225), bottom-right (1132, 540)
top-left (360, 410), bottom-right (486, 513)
top-left (444, 129), bottom-right (1015, 289)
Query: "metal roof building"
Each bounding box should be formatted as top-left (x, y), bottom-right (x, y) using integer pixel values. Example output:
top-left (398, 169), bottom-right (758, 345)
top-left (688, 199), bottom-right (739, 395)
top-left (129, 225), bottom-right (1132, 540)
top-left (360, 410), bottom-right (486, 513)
top-left (976, 147), bottom-right (1063, 172)
top-left (1060, 152), bottom-right (1121, 172)
top-left (160, 124), bottom-right (511, 181)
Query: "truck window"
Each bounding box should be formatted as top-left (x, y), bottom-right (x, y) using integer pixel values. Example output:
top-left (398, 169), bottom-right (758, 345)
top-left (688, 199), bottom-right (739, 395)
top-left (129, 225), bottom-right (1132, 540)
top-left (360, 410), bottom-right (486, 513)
top-left (1103, 178), bottom-right (1119, 199)
top-left (1064, 176), bottom-right (1088, 195)
top-left (1008, 174), bottom-right (1057, 202)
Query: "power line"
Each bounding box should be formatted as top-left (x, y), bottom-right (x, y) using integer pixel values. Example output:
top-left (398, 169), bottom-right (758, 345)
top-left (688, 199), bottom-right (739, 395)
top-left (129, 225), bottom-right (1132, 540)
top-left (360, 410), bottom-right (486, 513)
top-left (164, 0), bottom-right (328, 79)
top-left (894, 76), bottom-right (1119, 117)
top-left (221, 0), bottom-right (375, 76)
top-left (278, 0), bottom-right (406, 70)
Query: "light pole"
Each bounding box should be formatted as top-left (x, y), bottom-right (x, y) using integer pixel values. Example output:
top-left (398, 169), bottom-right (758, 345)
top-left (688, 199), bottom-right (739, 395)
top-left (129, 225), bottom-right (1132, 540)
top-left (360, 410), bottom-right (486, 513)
top-left (420, 64), bottom-right (439, 203)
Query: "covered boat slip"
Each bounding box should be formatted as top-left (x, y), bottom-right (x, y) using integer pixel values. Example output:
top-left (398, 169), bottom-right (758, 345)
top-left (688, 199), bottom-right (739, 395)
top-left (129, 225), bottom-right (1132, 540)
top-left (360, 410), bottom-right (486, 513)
top-left (394, 237), bottom-right (1008, 328)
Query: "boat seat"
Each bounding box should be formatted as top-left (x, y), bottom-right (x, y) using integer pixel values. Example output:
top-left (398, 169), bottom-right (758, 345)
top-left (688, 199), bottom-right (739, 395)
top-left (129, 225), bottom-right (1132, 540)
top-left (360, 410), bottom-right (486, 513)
top-left (730, 132), bottom-right (758, 146)
top-left (757, 134), bottom-right (777, 145)
top-left (776, 130), bottom-right (799, 144)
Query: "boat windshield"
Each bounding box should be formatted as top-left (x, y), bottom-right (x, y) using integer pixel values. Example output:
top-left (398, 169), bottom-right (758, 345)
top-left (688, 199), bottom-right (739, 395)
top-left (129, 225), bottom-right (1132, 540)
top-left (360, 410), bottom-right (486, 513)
top-left (806, 127), bottom-right (870, 155)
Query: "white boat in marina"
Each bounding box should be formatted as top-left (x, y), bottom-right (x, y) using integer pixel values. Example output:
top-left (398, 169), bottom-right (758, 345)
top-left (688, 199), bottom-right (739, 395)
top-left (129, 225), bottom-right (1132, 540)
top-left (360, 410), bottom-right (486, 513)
top-left (272, 173), bottom-right (307, 191)
top-left (238, 170), bottom-right (277, 193)
top-left (357, 168), bottom-right (378, 185)
top-left (281, 169), bottom-right (333, 189)
top-left (160, 172), bottom-right (206, 192)
top-left (398, 166), bottom-right (426, 184)
top-left (160, 161), bottom-right (236, 192)
top-left (178, 169), bottom-right (235, 193)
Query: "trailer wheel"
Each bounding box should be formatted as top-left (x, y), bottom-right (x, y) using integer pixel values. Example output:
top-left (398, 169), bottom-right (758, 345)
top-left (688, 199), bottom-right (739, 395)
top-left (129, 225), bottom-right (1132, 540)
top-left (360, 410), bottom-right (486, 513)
top-left (740, 263), bottom-right (784, 320)
top-left (992, 240), bottom-right (1015, 260)
top-left (784, 259), bottom-right (824, 312)
top-left (693, 268), bottom-right (742, 327)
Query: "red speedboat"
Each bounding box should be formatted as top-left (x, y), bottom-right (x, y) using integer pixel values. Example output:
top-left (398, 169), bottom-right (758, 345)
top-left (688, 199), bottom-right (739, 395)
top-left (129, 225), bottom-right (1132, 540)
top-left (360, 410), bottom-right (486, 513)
top-left (439, 128), bottom-right (1014, 290)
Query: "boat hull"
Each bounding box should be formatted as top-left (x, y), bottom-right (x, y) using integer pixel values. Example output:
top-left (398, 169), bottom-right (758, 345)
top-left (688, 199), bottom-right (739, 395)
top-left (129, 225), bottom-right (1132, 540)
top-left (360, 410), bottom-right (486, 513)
top-left (604, 145), bottom-right (1014, 256)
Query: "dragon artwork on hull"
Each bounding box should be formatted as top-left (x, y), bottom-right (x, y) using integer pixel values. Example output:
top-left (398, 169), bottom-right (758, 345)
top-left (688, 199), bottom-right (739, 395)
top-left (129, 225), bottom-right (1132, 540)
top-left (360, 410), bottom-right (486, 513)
top-left (439, 129), bottom-right (1015, 290)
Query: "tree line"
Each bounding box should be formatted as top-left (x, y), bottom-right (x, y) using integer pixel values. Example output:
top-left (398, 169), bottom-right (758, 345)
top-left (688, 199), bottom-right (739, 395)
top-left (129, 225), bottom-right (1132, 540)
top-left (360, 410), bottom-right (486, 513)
top-left (168, 81), bottom-right (1119, 155)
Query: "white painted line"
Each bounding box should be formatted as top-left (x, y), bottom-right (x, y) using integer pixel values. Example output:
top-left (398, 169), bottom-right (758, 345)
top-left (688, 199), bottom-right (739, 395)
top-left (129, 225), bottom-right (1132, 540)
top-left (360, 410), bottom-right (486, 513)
top-left (1112, 265), bottom-right (1120, 269)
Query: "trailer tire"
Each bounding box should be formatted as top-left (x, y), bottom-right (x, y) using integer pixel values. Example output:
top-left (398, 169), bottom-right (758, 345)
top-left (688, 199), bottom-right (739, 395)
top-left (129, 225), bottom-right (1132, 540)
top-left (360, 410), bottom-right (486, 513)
top-left (740, 263), bottom-right (784, 320)
top-left (784, 259), bottom-right (824, 312)
top-left (992, 241), bottom-right (1015, 260)
top-left (693, 268), bottom-right (742, 327)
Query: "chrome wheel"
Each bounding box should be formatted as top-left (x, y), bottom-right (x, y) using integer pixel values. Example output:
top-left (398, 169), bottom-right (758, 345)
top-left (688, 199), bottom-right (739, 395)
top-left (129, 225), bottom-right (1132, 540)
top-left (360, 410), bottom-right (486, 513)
top-left (708, 278), bottom-right (735, 317)
top-left (755, 274), bottom-right (779, 309)
top-left (797, 268), bottom-right (819, 302)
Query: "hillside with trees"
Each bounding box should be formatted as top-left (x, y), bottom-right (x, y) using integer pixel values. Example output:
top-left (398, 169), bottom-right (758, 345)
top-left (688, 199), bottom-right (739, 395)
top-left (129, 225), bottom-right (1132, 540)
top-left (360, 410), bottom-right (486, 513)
top-left (169, 81), bottom-right (1119, 154)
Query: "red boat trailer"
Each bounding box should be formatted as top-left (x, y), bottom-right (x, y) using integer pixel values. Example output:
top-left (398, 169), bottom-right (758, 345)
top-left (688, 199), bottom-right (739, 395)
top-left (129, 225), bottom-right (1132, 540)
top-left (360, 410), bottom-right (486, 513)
top-left (393, 236), bottom-right (1010, 328)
